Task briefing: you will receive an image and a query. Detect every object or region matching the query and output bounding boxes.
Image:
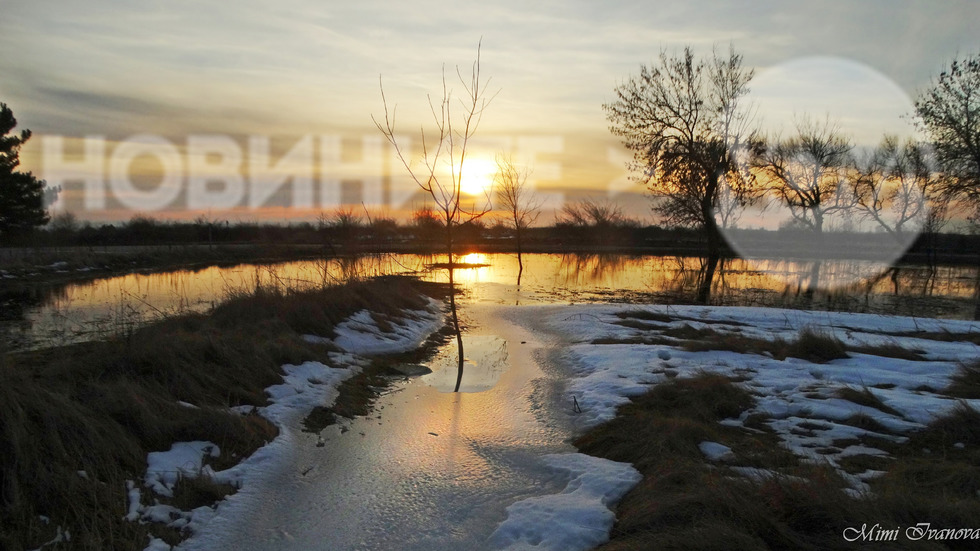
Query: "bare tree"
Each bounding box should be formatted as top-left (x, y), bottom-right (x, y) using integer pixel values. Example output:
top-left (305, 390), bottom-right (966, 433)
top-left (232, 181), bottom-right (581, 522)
top-left (915, 53), bottom-right (980, 210)
top-left (915, 52), bottom-right (980, 319)
top-left (853, 136), bottom-right (943, 239)
top-left (494, 156), bottom-right (541, 277)
top-left (373, 42), bottom-right (495, 392)
top-left (557, 199), bottom-right (630, 228)
top-left (752, 117), bottom-right (853, 234)
top-left (604, 45), bottom-right (754, 303)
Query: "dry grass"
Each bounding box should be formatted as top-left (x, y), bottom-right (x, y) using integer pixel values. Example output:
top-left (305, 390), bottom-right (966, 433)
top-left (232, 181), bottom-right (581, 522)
top-left (945, 361), bottom-right (980, 399)
top-left (836, 387), bottom-right (903, 417)
top-left (0, 275), bottom-right (448, 551)
top-left (848, 342), bottom-right (928, 361)
top-left (578, 372), bottom-right (980, 550)
top-left (612, 319), bottom-right (926, 366)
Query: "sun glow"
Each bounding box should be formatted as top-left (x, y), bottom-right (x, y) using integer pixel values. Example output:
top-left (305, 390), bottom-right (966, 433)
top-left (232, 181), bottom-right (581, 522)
top-left (459, 158), bottom-right (497, 196)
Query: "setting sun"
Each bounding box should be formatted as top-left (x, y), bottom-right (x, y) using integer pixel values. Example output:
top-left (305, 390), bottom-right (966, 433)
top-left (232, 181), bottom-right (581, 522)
top-left (460, 157), bottom-right (497, 196)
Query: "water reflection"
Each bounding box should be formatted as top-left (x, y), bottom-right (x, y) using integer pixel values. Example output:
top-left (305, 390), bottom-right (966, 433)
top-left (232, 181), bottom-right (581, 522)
top-left (423, 336), bottom-right (509, 393)
top-left (1, 253), bottom-right (976, 352)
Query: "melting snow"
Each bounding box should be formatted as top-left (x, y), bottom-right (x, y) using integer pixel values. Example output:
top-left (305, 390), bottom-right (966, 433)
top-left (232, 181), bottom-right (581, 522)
top-left (489, 453), bottom-right (642, 551)
top-left (540, 304), bottom-right (980, 494)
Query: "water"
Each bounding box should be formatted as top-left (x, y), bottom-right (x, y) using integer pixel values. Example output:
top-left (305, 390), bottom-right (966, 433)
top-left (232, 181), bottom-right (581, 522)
top-left (181, 303), bottom-right (577, 551)
top-left (1, 253), bottom-right (977, 352)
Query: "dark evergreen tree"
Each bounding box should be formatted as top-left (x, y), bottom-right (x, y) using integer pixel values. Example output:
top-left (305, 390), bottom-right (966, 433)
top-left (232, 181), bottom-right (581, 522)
top-left (0, 103), bottom-right (52, 237)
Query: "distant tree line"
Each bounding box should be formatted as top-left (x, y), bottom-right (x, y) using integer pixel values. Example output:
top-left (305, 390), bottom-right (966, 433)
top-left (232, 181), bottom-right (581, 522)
top-left (4, 206), bottom-right (973, 264)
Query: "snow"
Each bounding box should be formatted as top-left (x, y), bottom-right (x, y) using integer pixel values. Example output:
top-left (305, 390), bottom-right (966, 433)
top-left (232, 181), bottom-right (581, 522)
top-left (699, 441), bottom-right (736, 463)
top-left (145, 441), bottom-right (220, 498)
top-left (322, 297), bottom-right (445, 355)
top-left (489, 453), bottom-right (642, 551)
top-left (538, 303), bottom-right (980, 493)
top-left (126, 298), bottom-right (447, 550)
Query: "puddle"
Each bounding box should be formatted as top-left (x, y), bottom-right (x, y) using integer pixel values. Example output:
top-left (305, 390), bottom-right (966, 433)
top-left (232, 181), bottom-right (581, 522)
top-left (422, 335), bottom-right (509, 393)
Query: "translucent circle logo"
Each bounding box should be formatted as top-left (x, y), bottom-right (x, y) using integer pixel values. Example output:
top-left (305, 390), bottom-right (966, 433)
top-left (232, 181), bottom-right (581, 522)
top-left (722, 56), bottom-right (925, 291)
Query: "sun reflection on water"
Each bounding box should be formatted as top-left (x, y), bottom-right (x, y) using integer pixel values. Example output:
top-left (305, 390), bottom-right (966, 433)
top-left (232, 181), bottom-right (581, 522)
top-left (4, 253), bottom-right (977, 352)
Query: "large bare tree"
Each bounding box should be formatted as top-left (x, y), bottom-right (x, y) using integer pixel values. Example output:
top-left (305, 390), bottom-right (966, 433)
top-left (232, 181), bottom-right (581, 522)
top-left (604, 45), bottom-right (754, 303)
top-left (752, 117), bottom-right (853, 235)
top-left (915, 52), bottom-right (980, 319)
top-left (853, 136), bottom-right (944, 240)
top-left (373, 43), bottom-right (495, 392)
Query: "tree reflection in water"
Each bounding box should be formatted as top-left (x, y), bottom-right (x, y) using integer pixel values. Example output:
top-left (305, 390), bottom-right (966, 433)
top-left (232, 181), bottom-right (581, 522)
top-left (2, 253), bottom-right (976, 353)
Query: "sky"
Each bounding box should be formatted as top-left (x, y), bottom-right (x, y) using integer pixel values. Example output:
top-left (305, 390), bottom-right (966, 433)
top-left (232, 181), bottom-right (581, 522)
top-left (3, 0), bottom-right (980, 224)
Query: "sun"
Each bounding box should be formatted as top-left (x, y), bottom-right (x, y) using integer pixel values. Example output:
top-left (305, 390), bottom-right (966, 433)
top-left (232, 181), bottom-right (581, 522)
top-left (459, 158), bottom-right (497, 196)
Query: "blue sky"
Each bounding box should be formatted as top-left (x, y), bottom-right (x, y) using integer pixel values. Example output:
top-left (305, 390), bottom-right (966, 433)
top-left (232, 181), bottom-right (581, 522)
top-left (3, 0), bottom-right (979, 221)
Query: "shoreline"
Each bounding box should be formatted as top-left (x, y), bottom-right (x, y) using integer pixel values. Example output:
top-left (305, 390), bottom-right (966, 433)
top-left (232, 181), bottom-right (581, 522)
top-left (2, 241), bottom-right (978, 296)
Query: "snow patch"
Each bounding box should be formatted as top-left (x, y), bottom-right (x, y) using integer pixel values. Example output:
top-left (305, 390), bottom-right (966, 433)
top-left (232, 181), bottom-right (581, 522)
top-left (145, 441), bottom-right (220, 498)
top-left (489, 453), bottom-right (642, 551)
top-left (542, 303), bottom-right (980, 493)
top-left (328, 298), bottom-right (445, 355)
top-left (699, 441), bottom-right (735, 463)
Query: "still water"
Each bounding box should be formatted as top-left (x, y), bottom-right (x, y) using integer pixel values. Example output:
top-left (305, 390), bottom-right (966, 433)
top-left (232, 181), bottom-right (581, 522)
top-left (181, 303), bottom-right (576, 551)
top-left (1, 253), bottom-right (976, 352)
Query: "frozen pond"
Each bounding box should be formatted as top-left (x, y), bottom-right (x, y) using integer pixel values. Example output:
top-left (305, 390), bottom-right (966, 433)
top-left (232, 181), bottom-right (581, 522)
top-left (180, 303), bottom-right (579, 551)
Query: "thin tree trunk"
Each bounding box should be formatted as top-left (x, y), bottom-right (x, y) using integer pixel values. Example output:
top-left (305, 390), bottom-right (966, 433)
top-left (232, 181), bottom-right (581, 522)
top-left (516, 229), bottom-right (523, 286)
top-left (447, 228), bottom-right (465, 393)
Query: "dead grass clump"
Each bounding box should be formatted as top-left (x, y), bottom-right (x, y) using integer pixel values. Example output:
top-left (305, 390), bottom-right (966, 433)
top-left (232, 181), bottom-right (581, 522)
top-left (662, 323), bottom-right (721, 342)
top-left (911, 402), bottom-right (980, 451)
top-left (898, 330), bottom-right (980, 346)
top-left (615, 310), bottom-right (674, 323)
top-left (682, 332), bottom-right (784, 357)
top-left (783, 326), bottom-right (848, 363)
top-left (660, 325), bottom-right (849, 364)
top-left (169, 473), bottom-right (238, 512)
top-left (858, 404), bottom-right (980, 536)
top-left (838, 413), bottom-right (893, 434)
top-left (591, 336), bottom-right (674, 346)
top-left (575, 374), bottom-right (753, 471)
top-left (945, 362), bottom-right (980, 399)
top-left (836, 387), bottom-right (903, 417)
top-left (613, 319), bottom-right (662, 331)
top-left (848, 342), bottom-right (927, 361)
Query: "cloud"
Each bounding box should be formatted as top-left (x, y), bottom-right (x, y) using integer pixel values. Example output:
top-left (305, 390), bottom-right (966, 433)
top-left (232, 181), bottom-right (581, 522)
top-left (3, 0), bottom-right (979, 220)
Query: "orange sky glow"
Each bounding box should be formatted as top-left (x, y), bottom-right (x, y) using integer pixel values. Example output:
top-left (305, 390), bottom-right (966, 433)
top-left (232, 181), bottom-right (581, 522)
top-left (4, 1), bottom-right (979, 226)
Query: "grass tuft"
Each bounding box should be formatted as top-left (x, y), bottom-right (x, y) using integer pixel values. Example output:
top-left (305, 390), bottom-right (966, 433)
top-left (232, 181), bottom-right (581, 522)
top-left (783, 326), bottom-right (848, 363)
top-left (836, 386), bottom-right (903, 417)
top-left (945, 361), bottom-right (980, 399)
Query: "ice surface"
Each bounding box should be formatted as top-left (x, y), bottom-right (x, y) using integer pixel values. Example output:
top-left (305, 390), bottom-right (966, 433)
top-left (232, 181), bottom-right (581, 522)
top-left (421, 335), bottom-right (509, 393)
